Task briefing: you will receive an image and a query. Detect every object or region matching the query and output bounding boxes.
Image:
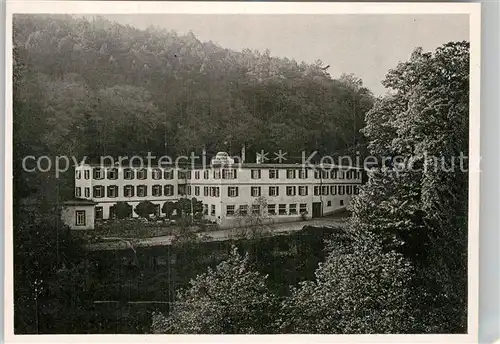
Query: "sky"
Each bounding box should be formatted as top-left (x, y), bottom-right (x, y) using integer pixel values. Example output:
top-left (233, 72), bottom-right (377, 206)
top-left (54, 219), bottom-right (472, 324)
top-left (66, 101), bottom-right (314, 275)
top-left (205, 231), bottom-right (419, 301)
top-left (102, 14), bottom-right (469, 95)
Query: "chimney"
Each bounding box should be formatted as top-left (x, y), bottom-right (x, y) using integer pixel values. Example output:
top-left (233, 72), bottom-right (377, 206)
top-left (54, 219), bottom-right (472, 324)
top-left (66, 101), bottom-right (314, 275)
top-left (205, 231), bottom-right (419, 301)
top-left (202, 146), bottom-right (207, 168)
top-left (241, 145), bottom-right (246, 163)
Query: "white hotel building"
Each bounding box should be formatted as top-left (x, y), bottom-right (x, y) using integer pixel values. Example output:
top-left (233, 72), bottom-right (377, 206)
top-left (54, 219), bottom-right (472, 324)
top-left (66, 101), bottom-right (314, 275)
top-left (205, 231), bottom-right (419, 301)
top-left (74, 159), bottom-right (363, 229)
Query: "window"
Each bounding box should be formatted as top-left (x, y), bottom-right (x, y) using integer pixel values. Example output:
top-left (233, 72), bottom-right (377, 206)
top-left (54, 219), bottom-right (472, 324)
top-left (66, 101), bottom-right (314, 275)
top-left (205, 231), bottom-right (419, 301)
top-left (195, 171), bottom-right (200, 180)
top-left (322, 170), bottom-right (328, 179)
top-left (228, 186), bottom-right (238, 197)
top-left (210, 187), bottom-right (220, 197)
top-left (137, 169), bottom-right (147, 180)
top-left (267, 204), bottom-right (276, 215)
top-left (340, 200), bottom-right (344, 206)
top-left (269, 169), bottom-right (279, 179)
top-left (93, 168), bottom-right (104, 180)
top-left (321, 186), bottom-right (329, 196)
top-left (93, 185), bottom-right (104, 198)
top-left (75, 187), bottom-right (81, 197)
top-left (107, 185), bottom-right (118, 198)
top-left (346, 185), bottom-right (353, 195)
top-left (178, 185), bottom-right (186, 196)
top-left (203, 204), bottom-right (208, 215)
top-left (107, 168), bottom-right (118, 180)
top-left (286, 170), bottom-right (296, 179)
top-left (238, 205), bottom-right (248, 216)
top-left (211, 204), bottom-right (216, 216)
top-left (84, 170), bottom-right (90, 180)
top-left (152, 169), bottom-right (162, 180)
top-left (84, 187), bottom-right (90, 198)
top-left (354, 185), bottom-right (360, 195)
top-left (187, 186), bottom-right (192, 196)
top-left (251, 187), bottom-right (261, 197)
top-left (314, 170), bottom-right (320, 179)
top-left (286, 186), bottom-right (296, 196)
top-left (124, 185), bottom-right (135, 197)
top-left (203, 170), bottom-right (209, 179)
top-left (226, 205), bottom-right (235, 216)
top-left (95, 207), bottom-right (103, 220)
top-left (75, 210), bottom-right (86, 226)
top-left (178, 170), bottom-right (186, 179)
top-left (195, 186), bottom-right (200, 196)
top-left (123, 168), bottom-right (134, 180)
top-left (339, 171), bottom-right (345, 179)
top-left (327, 200), bottom-right (332, 207)
top-left (299, 186), bottom-right (308, 196)
top-left (299, 169), bottom-right (308, 179)
top-left (222, 169), bottom-right (237, 179)
top-left (137, 185), bottom-right (148, 197)
top-left (251, 169), bottom-right (261, 179)
top-left (164, 185), bottom-right (174, 196)
top-left (204, 186), bottom-right (209, 196)
top-left (331, 185), bottom-right (337, 195)
top-left (278, 204), bottom-right (287, 215)
top-left (314, 186), bottom-right (320, 196)
top-left (186, 171), bottom-right (192, 180)
top-left (346, 171), bottom-right (352, 179)
top-left (163, 169), bottom-right (173, 180)
top-left (252, 204), bottom-right (260, 215)
top-left (299, 203), bottom-right (307, 214)
top-left (356, 171), bottom-right (361, 179)
top-left (152, 185), bottom-right (162, 196)
top-left (76, 170), bottom-right (81, 179)
top-left (330, 170), bottom-right (338, 179)
top-left (289, 204), bottom-right (297, 215)
top-left (213, 170), bottom-right (221, 179)
top-left (338, 185), bottom-right (345, 195)
top-left (269, 186), bottom-right (279, 197)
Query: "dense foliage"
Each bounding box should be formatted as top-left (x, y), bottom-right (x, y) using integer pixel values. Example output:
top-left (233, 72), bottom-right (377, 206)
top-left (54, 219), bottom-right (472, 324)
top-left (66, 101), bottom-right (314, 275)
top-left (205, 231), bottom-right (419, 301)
top-left (280, 232), bottom-right (414, 333)
top-left (13, 14), bottom-right (373, 170)
top-left (13, 202), bottom-right (91, 333)
top-left (151, 246), bottom-right (279, 334)
top-left (151, 42), bottom-right (470, 334)
top-left (350, 41), bottom-right (470, 332)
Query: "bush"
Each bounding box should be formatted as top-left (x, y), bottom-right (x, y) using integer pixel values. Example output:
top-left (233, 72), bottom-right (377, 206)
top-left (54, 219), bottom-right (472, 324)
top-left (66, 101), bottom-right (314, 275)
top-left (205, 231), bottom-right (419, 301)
top-left (112, 201), bottom-right (132, 219)
top-left (135, 201), bottom-right (157, 219)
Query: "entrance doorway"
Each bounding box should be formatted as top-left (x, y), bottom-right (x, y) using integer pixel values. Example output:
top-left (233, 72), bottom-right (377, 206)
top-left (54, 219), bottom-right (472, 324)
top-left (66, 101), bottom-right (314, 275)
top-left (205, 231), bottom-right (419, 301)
top-left (312, 202), bottom-right (322, 218)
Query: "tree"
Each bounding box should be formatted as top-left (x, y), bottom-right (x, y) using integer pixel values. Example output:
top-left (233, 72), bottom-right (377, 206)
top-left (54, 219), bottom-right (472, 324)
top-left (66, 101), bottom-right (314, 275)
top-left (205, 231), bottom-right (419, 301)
top-left (13, 14), bottom-right (373, 161)
top-left (162, 201), bottom-right (177, 219)
top-left (191, 198), bottom-right (204, 219)
top-left (151, 246), bottom-right (278, 334)
top-left (233, 197), bottom-right (273, 239)
top-left (134, 200), bottom-right (157, 219)
top-left (13, 204), bottom-right (88, 334)
top-left (353, 41), bottom-right (470, 332)
top-left (111, 201), bottom-right (132, 219)
top-left (279, 232), bottom-right (414, 334)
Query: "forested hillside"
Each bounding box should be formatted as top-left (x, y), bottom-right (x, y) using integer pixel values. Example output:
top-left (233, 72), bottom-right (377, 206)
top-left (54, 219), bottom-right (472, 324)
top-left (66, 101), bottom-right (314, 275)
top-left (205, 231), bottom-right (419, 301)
top-left (13, 14), bottom-right (373, 165)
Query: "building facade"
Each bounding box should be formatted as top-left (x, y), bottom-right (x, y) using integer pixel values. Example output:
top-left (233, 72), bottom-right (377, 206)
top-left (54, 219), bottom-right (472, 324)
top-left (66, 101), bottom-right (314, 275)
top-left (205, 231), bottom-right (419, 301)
top-left (61, 199), bottom-right (96, 230)
top-left (74, 161), bottom-right (363, 228)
